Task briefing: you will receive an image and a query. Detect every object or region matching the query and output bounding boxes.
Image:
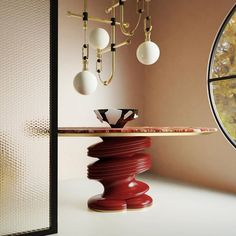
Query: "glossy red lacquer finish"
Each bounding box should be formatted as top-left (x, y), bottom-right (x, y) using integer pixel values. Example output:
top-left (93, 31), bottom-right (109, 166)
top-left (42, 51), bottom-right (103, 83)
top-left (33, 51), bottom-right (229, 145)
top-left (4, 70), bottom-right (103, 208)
top-left (87, 137), bottom-right (153, 211)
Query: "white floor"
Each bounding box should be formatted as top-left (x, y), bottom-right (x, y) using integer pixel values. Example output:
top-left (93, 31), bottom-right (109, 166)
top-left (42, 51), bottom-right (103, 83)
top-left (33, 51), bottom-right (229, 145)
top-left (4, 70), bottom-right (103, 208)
top-left (54, 175), bottom-right (236, 236)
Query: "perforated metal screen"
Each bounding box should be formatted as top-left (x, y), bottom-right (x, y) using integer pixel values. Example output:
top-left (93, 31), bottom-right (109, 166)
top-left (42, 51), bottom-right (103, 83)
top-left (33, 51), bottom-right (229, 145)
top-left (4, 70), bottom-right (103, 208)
top-left (0, 0), bottom-right (57, 235)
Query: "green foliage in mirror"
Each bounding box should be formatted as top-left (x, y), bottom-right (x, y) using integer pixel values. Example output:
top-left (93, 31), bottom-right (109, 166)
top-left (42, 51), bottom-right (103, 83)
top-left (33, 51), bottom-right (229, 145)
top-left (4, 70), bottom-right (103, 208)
top-left (211, 11), bottom-right (236, 78)
top-left (209, 5), bottom-right (236, 148)
top-left (210, 79), bottom-right (236, 141)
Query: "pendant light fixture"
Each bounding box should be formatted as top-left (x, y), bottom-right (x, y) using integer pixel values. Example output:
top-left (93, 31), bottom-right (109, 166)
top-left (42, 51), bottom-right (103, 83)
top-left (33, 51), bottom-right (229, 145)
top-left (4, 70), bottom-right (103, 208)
top-left (68, 0), bottom-right (160, 95)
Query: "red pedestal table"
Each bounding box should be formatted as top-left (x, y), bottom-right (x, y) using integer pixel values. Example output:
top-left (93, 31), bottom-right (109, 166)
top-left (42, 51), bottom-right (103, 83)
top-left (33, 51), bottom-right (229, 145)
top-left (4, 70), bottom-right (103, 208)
top-left (58, 127), bottom-right (217, 212)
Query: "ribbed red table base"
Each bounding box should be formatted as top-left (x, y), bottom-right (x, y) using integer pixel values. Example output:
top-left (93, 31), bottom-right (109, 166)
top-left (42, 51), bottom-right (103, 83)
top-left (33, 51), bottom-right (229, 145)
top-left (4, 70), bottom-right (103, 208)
top-left (87, 137), bottom-right (153, 211)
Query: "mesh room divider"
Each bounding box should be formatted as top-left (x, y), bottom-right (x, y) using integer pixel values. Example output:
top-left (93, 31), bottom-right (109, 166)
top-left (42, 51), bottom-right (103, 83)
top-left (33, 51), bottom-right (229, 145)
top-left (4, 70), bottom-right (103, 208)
top-left (0, 0), bottom-right (58, 235)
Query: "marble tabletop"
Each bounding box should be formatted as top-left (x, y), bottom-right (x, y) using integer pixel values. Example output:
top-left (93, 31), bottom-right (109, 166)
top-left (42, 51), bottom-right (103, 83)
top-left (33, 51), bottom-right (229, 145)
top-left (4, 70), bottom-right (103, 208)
top-left (58, 127), bottom-right (217, 137)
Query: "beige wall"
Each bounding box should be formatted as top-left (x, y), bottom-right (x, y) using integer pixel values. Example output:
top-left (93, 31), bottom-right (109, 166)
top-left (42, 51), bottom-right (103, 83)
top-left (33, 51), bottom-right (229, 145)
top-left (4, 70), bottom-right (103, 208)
top-left (145, 0), bottom-right (236, 192)
top-left (58, 0), bottom-right (145, 179)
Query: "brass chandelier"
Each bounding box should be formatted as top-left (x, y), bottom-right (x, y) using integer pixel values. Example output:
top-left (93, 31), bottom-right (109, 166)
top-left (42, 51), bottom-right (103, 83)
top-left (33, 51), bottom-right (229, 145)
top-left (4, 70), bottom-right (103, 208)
top-left (67, 0), bottom-right (160, 95)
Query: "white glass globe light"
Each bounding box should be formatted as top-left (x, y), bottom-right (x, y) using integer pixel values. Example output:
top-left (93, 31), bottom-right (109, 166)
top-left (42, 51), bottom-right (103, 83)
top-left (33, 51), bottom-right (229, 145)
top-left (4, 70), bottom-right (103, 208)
top-left (89, 28), bottom-right (110, 49)
top-left (136, 41), bottom-right (160, 65)
top-left (73, 70), bottom-right (98, 95)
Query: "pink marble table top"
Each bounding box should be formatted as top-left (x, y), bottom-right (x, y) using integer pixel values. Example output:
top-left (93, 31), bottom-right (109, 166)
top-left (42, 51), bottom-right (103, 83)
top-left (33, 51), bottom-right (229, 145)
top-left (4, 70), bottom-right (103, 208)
top-left (58, 127), bottom-right (217, 137)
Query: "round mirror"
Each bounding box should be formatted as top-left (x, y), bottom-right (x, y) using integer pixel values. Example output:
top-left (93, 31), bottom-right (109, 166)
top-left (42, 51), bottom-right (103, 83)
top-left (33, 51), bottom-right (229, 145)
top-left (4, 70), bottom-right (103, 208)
top-left (208, 4), bottom-right (236, 148)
